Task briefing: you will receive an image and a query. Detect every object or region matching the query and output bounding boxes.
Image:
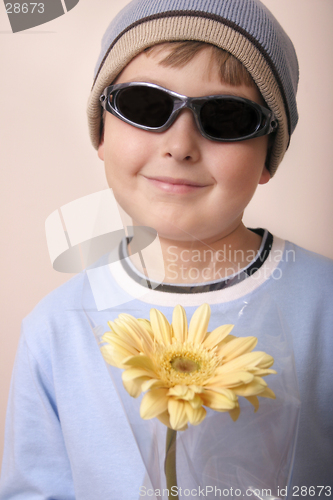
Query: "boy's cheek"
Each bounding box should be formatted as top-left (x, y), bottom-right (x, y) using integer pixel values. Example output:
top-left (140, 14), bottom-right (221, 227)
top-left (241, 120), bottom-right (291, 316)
top-left (103, 115), bottom-right (152, 162)
top-left (213, 143), bottom-right (268, 189)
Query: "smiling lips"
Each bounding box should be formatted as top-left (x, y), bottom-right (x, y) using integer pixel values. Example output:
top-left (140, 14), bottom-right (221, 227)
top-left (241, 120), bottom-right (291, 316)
top-left (145, 175), bottom-right (209, 194)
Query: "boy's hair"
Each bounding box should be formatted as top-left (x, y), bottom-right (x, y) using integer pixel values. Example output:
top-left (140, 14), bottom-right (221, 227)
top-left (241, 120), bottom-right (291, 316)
top-left (87, 0), bottom-right (299, 176)
top-left (145, 41), bottom-right (255, 88)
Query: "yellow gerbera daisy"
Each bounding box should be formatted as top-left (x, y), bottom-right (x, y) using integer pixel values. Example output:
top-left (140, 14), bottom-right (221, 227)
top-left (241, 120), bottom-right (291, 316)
top-left (101, 304), bottom-right (276, 430)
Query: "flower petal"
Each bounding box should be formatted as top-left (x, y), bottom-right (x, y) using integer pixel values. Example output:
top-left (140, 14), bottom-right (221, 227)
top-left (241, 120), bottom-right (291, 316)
top-left (204, 386), bottom-right (237, 402)
top-left (258, 387), bottom-right (276, 399)
top-left (188, 303), bottom-right (211, 345)
top-left (100, 344), bottom-right (134, 368)
top-left (205, 370), bottom-right (254, 388)
top-left (252, 368), bottom-right (277, 376)
top-left (168, 399), bottom-right (188, 430)
top-left (156, 410), bottom-right (172, 429)
top-left (101, 333), bottom-right (139, 356)
top-left (200, 389), bottom-right (236, 411)
top-left (233, 377), bottom-right (267, 397)
top-left (141, 378), bottom-right (165, 392)
top-left (117, 314), bottom-right (154, 352)
top-left (185, 402), bottom-right (206, 426)
top-left (256, 354), bottom-right (275, 369)
top-left (122, 377), bottom-right (148, 398)
top-left (215, 351), bottom-right (270, 373)
top-left (137, 319), bottom-right (154, 336)
top-left (188, 385), bottom-right (204, 394)
top-left (150, 309), bottom-right (172, 345)
top-left (202, 324), bottom-right (234, 349)
top-left (188, 394), bottom-right (204, 409)
top-left (217, 337), bottom-right (258, 362)
top-left (140, 388), bottom-right (169, 419)
top-left (122, 367), bottom-right (155, 382)
top-left (219, 334), bottom-right (236, 345)
top-left (107, 320), bottom-right (142, 352)
top-left (245, 396), bottom-right (260, 411)
top-left (168, 385), bottom-right (192, 399)
top-left (157, 410), bottom-right (188, 431)
top-left (228, 405), bottom-right (240, 422)
top-left (99, 345), bottom-right (118, 367)
top-left (123, 355), bottom-right (156, 374)
top-left (172, 305), bottom-right (188, 343)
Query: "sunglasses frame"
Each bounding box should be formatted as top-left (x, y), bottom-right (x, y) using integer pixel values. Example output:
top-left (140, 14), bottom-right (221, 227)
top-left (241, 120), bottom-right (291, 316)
top-left (99, 81), bottom-right (278, 142)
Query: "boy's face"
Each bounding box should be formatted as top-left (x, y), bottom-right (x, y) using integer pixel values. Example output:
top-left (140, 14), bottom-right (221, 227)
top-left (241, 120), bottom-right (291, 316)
top-left (98, 46), bottom-right (270, 244)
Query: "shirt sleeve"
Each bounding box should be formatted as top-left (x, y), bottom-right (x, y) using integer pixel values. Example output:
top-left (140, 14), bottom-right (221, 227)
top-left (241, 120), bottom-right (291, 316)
top-left (0, 328), bottom-right (75, 500)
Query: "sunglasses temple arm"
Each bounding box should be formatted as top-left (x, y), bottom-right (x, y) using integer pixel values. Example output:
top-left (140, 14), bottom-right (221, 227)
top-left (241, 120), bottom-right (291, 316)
top-left (99, 88), bottom-right (109, 109)
top-left (267, 112), bottom-right (279, 134)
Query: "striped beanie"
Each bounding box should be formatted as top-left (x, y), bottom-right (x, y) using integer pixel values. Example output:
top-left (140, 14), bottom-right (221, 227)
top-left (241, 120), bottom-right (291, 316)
top-left (87, 0), bottom-right (299, 176)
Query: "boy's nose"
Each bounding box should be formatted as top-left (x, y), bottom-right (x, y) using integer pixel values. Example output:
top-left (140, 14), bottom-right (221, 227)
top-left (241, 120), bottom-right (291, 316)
top-left (161, 109), bottom-right (201, 163)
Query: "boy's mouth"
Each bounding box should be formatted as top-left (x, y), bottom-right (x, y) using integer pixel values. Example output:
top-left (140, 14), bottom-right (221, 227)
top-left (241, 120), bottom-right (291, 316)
top-left (144, 175), bottom-right (208, 194)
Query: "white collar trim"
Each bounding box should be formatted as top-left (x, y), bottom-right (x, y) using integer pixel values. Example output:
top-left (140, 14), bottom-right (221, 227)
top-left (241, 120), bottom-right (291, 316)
top-left (106, 236), bottom-right (285, 307)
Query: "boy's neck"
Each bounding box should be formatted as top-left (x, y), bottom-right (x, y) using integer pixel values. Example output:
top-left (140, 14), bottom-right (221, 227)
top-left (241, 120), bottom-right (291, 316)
top-left (127, 223), bottom-right (263, 285)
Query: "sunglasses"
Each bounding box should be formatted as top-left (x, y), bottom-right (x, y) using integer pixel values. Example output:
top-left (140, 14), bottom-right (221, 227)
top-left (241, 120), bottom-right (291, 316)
top-left (99, 82), bottom-right (278, 142)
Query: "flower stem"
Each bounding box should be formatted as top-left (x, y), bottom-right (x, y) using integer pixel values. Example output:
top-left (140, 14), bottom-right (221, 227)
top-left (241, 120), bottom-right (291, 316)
top-left (165, 428), bottom-right (178, 499)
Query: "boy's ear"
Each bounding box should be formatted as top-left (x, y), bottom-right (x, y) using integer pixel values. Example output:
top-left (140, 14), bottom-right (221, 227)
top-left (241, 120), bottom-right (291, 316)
top-left (98, 113), bottom-right (105, 161)
top-left (259, 166), bottom-right (271, 185)
top-left (98, 139), bottom-right (104, 161)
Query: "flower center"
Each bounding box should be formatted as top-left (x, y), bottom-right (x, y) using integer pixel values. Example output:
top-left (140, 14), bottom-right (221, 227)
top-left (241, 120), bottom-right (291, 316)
top-left (154, 341), bottom-right (220, 387)
top-left (171, 357), bottom-right (200, 373)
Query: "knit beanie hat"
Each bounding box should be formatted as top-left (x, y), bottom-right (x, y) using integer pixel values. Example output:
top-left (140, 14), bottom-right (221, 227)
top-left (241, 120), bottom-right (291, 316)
top-left (87, 0), bottom-right (299, 176)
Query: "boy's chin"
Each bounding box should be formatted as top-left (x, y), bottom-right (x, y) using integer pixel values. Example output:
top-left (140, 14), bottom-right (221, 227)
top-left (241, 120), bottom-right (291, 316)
top-left (130, 218), bottom-right (202, 243)
top-left (140, 223), bottom-right (222, 245)
top-left (126, 207), bottom-right (242, 245)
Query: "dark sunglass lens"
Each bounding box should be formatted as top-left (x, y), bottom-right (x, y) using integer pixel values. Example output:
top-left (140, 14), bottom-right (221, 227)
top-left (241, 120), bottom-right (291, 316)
top-left (115, 86), bottom-right (174, 128)
top-left (200, 99), bottom-right (260, 139)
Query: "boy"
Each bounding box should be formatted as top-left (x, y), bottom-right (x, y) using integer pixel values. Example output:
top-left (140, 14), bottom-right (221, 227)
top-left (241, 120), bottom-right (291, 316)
top-left (1, 0), bottom-right (332, 498)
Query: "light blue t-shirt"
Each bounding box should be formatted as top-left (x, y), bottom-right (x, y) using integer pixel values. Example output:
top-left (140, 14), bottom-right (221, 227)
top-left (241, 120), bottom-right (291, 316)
top-left (0, 236), bottom-right (332, 499)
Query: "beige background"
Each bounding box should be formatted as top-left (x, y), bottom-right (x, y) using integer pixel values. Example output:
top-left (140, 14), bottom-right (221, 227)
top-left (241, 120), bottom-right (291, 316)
top-left (0, 0), bottom-right (332, 472)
